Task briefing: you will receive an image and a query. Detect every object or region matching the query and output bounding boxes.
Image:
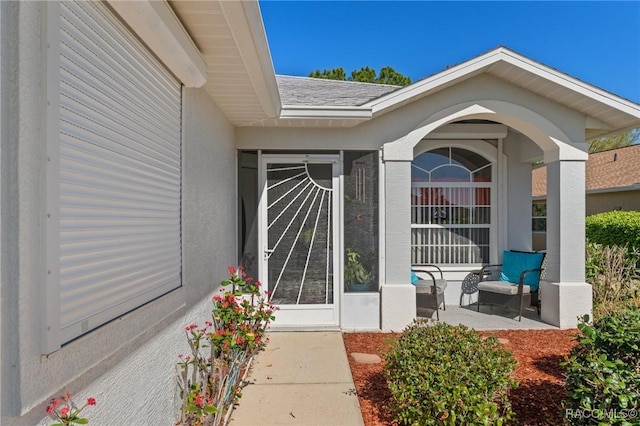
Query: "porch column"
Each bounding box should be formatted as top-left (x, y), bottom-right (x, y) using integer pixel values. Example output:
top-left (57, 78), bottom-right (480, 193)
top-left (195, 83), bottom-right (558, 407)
top-left (541, 159), bottom-right (592, 328)
top-left (381, 159), bottom-right (416, 331)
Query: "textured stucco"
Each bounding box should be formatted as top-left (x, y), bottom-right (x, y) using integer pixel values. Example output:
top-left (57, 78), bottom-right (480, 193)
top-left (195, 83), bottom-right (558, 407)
top-left (182, 87), bottom-right (237, 306)
top-left (546, 160), bottom-right (586, 283)
top-left (587, 191), bottom-right (640, 215)
top-left (504, 131), bottom-right (536, 252)
top-left (1, 3), bottom-right (238, 423)
top-left (381, 161), bottom-right (414, 330)
top-left (1, 0), bottom-right (21, 420)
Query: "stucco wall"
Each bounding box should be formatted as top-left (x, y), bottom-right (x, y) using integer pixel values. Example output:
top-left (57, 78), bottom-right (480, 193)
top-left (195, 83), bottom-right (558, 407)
top-left (586, 191), bottom-right (640, 215)
top-left (504, 131), bottom-right (538, 252)
top-left (1, 3), bottom-right (237, 424)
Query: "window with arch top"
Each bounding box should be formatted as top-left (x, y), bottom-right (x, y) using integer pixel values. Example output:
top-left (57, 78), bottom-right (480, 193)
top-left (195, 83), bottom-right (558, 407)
top-left (411, 147), bottom-right (493, 265)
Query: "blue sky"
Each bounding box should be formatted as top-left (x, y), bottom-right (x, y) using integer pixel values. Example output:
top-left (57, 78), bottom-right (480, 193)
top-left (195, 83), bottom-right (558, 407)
top-left (260, 1), bottom-right (640, 103)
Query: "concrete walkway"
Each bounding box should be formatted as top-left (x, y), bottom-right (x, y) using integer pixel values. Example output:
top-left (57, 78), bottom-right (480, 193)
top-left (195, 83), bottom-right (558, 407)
top-left (230, 332), bottom-right (364, 426)
top-left (230, 306), bottom-right (554, 424)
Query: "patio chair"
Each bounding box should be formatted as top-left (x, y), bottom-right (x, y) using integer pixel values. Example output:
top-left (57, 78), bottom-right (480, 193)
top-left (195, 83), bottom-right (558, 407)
top-left (476, 250), bottom-right (545, 321)
top-left (412, 265), bottom-right (447, 320)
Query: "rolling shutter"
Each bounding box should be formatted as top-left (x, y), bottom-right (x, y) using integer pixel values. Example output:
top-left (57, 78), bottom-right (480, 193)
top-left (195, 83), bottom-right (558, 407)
top-left (57, 0), bottom-right (182, 343)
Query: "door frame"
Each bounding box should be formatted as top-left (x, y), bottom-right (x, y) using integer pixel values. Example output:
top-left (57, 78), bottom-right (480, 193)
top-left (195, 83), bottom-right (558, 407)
top-left (258, 153), bottom-right (342, 329)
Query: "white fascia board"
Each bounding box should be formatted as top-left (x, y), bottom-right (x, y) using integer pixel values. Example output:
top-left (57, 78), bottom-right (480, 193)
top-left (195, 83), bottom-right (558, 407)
top-left (279, 105), bottom-right (372, 120)
top-left (366, 47), bottom-right (640, 123)
top-left (107, 0), bottom-right (207, 88)
top-left (585, 124), bottom-right (640, 142)
top-left (219, 0), bottom-right (281, 118)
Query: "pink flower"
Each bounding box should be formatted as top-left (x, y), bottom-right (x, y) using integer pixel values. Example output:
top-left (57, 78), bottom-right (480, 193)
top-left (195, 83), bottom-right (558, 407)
top-left (228, 265), bottom-right (237, 275)
top-left (194, 394), bottom-right (204, 406)
top-left (87, 397), bottom-right (96, 406)
top-left (60, 406), bottom-right (70, 417)
top-left (46, 405), bottom-right (55, 414)
top-left (185, 324), bottom-right (198, 331)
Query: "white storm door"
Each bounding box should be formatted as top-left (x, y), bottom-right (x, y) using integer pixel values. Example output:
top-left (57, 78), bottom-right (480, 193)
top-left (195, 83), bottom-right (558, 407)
top-left (259, 155), bottom-right (340, 328)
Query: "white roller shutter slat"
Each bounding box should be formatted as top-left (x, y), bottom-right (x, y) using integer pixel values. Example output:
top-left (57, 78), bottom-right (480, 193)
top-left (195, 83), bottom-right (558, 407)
top-left (57, 1), bottom-right (182, 341)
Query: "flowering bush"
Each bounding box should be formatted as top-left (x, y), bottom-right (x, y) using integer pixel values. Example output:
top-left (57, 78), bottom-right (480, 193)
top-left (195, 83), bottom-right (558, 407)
top-left (46, 393), bottom-right (96, 425)
top-left (176, 266), bottom-right (276, 426)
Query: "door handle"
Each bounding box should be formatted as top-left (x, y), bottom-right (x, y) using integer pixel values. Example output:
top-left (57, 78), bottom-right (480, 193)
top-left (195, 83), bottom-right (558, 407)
top-left (264, 248), bottom-right (274, 259)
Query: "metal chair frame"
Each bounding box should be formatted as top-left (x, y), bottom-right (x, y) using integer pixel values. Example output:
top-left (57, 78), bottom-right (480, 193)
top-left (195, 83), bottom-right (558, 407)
top-left (413, 264), bottom-right (447, 320)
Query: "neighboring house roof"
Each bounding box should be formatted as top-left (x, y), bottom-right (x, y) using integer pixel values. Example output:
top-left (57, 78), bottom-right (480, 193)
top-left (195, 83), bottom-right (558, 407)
top-left (532, 144), bottom-right (640, 197)
top-left (276, 75), bottom-right (400, 107)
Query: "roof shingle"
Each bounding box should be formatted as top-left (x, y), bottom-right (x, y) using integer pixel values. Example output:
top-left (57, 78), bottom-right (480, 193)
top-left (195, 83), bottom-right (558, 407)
top-left (276, 75), bottom-right (401, 107)
top-left (532, 144), bottom-right (640, 197)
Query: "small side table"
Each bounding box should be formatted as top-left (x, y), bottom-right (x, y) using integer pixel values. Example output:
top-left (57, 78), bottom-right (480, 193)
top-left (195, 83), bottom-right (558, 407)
top-left (460, 270), bottom-right (482, 306)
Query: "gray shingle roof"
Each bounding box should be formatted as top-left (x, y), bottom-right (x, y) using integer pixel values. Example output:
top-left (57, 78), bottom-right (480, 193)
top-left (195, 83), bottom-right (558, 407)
top-left (276, 75), bottom-right (401, 107)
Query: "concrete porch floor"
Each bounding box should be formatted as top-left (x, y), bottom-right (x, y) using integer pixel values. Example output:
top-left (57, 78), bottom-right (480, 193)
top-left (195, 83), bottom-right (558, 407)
top-left (419, 304), bottom-right (558, 330)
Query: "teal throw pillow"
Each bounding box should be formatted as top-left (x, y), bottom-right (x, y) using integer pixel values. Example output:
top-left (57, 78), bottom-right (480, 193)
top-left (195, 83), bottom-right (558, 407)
top-left (411, 270), bottom-right (420, 285)
top-left (499, 250), bottom-right (544, 291)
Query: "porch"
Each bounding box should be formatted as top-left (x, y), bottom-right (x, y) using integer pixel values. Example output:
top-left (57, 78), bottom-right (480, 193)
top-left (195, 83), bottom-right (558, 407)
top-left (418, 304), bottom-right (557, 330)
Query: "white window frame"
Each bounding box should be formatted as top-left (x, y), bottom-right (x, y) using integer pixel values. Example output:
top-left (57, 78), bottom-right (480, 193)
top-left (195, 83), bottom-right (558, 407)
top-left (411, 141), bottom-right (498, 267)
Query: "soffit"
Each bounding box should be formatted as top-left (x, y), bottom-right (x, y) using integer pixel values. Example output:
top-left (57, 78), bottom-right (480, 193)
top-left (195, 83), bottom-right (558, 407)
top-left (168, 0), bottom-right (280, 126)
top-left (485, 60), bottom-right (639, 140)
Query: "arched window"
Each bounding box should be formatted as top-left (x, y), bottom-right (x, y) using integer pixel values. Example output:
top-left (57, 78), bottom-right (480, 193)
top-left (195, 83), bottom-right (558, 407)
top-left (411, 147), bottom-right (493, 265)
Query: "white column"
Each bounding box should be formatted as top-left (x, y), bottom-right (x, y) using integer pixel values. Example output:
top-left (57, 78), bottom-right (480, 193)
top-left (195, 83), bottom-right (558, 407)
top-left (380, 160), bottom-right (416, 331)
top-left (541, 159), bottom-right (592, 328)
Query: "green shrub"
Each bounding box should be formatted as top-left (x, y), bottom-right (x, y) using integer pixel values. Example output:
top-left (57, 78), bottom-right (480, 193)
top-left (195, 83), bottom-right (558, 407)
top-left (563, 307), bottom-right (640, 425)
top-left (384, 320), bottom-right (517, 425)
top-left (586, 211), bottom-right (640, 249)
top-left (586, 242), bottom-right (640, 319)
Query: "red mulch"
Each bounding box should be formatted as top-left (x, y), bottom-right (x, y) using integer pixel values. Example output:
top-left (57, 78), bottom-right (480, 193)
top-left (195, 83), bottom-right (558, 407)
top-left (343, 329), bottom-right (579, 426)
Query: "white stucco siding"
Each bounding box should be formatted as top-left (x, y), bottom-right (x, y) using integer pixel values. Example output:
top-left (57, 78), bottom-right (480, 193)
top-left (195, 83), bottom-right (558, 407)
top-left (381, 74), bottom-right (588, 161)
top-left (182, 87), bottom-right (237, 305)
top-left (504, 131), bottom-right (537, 252)
top-left (1, 3), bottom-right (237, 424)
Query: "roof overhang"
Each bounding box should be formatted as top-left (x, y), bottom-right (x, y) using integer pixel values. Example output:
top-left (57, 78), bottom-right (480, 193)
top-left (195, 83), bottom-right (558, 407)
top-left (280, 105), bottom-right (372, 120)
top-left (166, 0), bottom-right (281, 125)
top-left (363, 47), bottom-right (640, 139)
top-left (119, 2), bottom-right (640, 134)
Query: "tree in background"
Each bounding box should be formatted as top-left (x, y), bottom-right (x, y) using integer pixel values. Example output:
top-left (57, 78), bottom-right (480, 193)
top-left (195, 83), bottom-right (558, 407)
top-left (309, 67), bottom-right (346, 81)
top-left (588, 128), bottom-right (639, 153)
top-left (309, 66), bottom-right (412, 86)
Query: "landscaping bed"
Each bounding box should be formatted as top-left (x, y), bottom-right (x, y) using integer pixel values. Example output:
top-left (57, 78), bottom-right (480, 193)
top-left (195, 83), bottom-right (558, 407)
top-left (344, 329), bottom-right (578, 426)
